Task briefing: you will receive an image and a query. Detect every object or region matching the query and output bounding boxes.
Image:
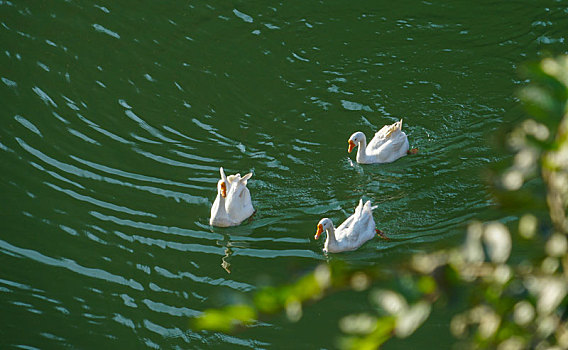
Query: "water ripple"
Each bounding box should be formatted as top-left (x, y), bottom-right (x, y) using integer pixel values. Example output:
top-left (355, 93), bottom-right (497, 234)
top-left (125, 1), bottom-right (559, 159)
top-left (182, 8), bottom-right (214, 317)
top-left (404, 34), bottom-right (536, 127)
top-left (0, 239), bottom-right (144, 291)
top-left (16, 137), bottom-right (206, 204)
top-left (32, 86), bottom-right (57, 107)
top-left (142, 299), bottom-right (199, 317)
top-left (124, 110), bottom-right (178, 143)
top-left (14, 115), bottom-right (42, 137)
top-left (92, 24), bottom-right (120, 39)
top-left (153, 266), bottom-right (253, 291)
top-left (134, 149), bottom-right (219, 173)
top-left (47, 183), bottom-right (156, 218)
top-left (91, 212), bottom-right (220, 241)
top-left (71, 156), bottom-right (209, 190)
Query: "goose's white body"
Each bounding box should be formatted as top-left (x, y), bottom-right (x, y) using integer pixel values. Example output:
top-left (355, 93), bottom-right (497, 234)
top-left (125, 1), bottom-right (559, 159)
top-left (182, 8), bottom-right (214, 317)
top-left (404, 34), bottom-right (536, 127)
top-left (316, 199), bottom-right (378, 253)
top-left (210, 168), bottom-right (255, 227)
top-left (349, 120), bottom-right (409, 164)
top-left (210, 180), bottom-right (233, 227)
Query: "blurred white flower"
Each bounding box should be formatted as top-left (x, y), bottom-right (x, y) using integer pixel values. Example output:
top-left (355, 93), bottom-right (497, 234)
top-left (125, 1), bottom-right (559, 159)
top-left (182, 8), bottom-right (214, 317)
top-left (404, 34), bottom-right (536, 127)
top-left (502, 169), bottom-right (524, 190)
top-left (545, 233), bottom-right (567, 258)
top-left (519, 214), bottom-right (538, 239)
top-left (513, 301), bottom-right (535, 327)
top-left (395, 301), bottom-right (431, 338)
top-left (372, 290), bottom-right (407, 315)
top-left (483, 222), bottom-right (512, 263)
top-left (537, 278), bottom-right (567, 315)
top-left (464, 222), bottom-right (484, 264)
top-left (339, 313), bottom-right (377, 335)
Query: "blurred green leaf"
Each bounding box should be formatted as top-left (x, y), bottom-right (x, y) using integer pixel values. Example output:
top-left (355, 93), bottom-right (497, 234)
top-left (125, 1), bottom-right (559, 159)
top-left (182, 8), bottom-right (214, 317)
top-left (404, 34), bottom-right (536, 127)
top-left (339, 316), bottom-right (395, 350)
top-left (253, 268), bottom-right (326, 314)
top-left (417, 276), bottom-right (437, 295)
top-left (253, 286), bottom-right (282, 314)
top-left (519, 58), bottom-right (568, 133)
top-left (520, 85), bottom-right (563, 123)
top-left (190, 304), bottom-right (256, 333)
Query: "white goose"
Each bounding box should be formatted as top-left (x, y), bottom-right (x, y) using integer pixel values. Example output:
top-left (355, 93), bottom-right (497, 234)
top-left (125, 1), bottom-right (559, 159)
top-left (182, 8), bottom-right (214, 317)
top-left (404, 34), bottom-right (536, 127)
top-left (348, 119), bottom-right (416, 164)
top-left (315, 199), bottom-right (387, 253)
top-left (209, 167), bottom-right (255, 227)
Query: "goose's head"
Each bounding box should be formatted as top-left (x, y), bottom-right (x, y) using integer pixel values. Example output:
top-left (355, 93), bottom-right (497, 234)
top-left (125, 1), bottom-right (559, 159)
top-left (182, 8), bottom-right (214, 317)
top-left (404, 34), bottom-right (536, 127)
top-left (315, 218), bottom-right (333, 240)
top-left (218, 167), bottom-right (229, 197)
top-left (217, 179), bottom-right (227, 198)
top-left (348, 132), bottom-right (365, 153)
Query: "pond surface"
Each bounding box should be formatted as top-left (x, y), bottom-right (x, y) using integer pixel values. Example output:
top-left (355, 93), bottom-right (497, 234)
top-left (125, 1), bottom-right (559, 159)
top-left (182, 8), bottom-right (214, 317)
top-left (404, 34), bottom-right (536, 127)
top-left (1, 0), bottom-right (567, 348)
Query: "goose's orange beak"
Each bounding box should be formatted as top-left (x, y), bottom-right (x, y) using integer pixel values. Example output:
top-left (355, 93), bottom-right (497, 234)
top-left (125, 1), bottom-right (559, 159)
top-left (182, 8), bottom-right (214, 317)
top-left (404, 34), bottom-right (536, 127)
top-left (315, 224), bottom-right (323, 240)
top-left (220, 182), bottom-right (227, 198)
top-left (348, 140), bottom-right (356, 153)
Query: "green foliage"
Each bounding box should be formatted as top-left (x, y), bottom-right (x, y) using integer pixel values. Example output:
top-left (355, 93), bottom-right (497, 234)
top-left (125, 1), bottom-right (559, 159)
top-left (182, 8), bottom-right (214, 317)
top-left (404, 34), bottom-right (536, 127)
top-left (253, 266), bottom-right (325, 315)
top-left (190, 56), bottom-right (568, 349)
top-left (190, 262), bottom-right (385, 331)
top-left (339, 316), bottom-right (395, 350)
top-left (190, 304), bottom-right (257, 332)
top-left (520, 57), bottom-right (568, 131)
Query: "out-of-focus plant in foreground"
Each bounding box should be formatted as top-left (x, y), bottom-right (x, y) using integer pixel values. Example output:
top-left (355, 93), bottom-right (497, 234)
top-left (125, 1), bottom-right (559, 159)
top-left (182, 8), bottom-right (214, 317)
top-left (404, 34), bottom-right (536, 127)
top-left (190, 56), bottom-right (568, 349)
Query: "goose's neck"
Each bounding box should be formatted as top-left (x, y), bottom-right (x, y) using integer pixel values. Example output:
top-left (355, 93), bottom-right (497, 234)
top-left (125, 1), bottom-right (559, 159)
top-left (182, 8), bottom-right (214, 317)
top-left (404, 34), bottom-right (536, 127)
top-left (356, 135), bottom-right (369, 163)
top-left (214, 194), bottom-right (226, 211)
top-left (324, 225), bottom-right (338, 249)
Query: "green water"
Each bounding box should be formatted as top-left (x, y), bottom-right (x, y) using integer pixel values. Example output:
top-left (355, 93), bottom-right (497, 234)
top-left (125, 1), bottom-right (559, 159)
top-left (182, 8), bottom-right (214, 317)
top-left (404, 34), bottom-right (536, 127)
top-left (1, 0), bottom-right (567, 348)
